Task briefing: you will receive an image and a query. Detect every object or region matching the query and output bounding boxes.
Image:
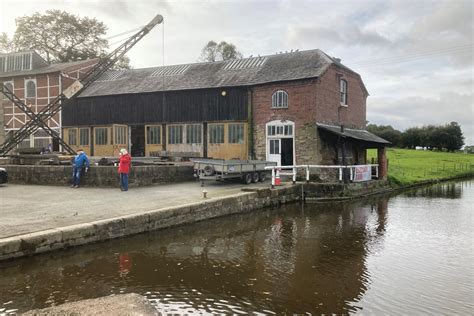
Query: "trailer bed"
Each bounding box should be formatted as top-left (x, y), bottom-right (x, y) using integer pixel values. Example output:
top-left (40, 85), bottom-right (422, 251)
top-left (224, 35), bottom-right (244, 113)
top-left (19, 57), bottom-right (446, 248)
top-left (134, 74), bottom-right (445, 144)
top-left (193, 159), bottom-right (277, 184)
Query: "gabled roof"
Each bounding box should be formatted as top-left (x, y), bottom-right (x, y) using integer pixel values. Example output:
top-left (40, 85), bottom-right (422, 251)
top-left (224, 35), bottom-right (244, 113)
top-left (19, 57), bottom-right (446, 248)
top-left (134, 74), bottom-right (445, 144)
top-left (317, 123), bottom-right (391, 145)
top-left (79, 49), bottom-right (363, 98)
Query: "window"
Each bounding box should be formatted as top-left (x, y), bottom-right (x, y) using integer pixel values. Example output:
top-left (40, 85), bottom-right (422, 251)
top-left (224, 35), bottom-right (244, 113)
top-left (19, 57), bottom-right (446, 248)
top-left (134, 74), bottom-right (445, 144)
top-left (95, 127), bottom-right (108, 145)
top-left (26, 80), bottom-right (36, 98)
top-left (186, 124), bottom-right (202, 144)
top-left (114, 126), bottom-right (127, 144)
top-left (228, 123), bottom-right (244, 144)
top-left (68, 129), bottom-right (77, 146)
top-left (209, 124), bottom-right (224, 144)
top-left (269, 139), bottom-right (280, 154)
top-left (146, 126), bottom-right (161, 145)
top-left (168, 125), bottom-right (183, 144)
top-left (267, 124), bottom-right (293, 136)
top-left (79, 128), bottom-right (89, 146)
top-left (3, 82), bottom-right (13, 100)
top-left (271, 90), bottom-right (288, 108)
top-left (340, 79), bottom-right (347, 105)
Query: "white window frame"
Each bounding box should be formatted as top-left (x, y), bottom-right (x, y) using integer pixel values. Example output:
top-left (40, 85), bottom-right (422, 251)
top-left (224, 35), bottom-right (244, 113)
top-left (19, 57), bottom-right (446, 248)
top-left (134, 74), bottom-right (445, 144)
top-left (3, 81), bottom-right (13, 100)
top-left (340, 79), bottom-right (347, 106)
top-left (271, 90), bottom-right (289, 108)
top-left (25, 79), bottom-right (37, 98)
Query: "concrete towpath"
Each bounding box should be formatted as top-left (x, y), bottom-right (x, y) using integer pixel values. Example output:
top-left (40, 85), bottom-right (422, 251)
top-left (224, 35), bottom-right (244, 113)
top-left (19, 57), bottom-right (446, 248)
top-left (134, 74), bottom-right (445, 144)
top-left (0, 181), bottom-right (269, 239)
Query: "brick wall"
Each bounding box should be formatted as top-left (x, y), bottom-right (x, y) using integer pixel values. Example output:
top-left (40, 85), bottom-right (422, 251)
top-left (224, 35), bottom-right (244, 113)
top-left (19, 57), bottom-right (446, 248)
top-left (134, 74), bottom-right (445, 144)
top-left (251, 64), bottom-right (368, 165)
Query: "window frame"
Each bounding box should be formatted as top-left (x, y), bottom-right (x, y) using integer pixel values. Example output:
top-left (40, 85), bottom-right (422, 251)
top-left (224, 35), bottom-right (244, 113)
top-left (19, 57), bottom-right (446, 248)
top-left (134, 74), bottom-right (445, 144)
top-left (228, 123), bottom-right (245, 144)
top-left (271, 90), bottom-right (289, 109)
top-left (114, 125), bottom-right (127, 145)
top-left (340, 79), bottom-right (347, 106)
top-left (209, 124), bottom-right (225, 144)
top-left (25, 79), bottom-right (36, 98)
top-left (68, 129), bottom-right (77, 146)
top-left (168, 125), bottom-right (183, 145)
top-left (186, 124), bottom-right (202, 144)
top-left (79, 128), bottom-right (90, 146)
top-left (3, 81), bottom-right (13, 100)
top-left (146, 125), bottom-right (162, 145)
top-left (95, 127), bottom-right (109, 145)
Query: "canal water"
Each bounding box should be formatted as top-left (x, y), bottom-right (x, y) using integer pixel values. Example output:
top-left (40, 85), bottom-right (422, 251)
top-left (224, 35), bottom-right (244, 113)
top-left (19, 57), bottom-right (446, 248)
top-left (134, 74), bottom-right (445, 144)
top-left (0, 180), bottom-right (473, 314)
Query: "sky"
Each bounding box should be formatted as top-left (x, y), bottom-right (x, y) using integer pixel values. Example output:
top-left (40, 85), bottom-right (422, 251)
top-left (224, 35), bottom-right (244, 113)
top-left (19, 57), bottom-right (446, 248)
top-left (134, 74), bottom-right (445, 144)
top-left (1, 0), bottom-right (473, 145)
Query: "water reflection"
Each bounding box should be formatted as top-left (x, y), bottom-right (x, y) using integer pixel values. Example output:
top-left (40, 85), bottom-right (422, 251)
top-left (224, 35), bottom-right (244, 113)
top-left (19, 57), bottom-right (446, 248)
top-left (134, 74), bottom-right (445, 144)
top-left (0, 180), bottom-right (472, 314)
top-left (403, 181), bottom-right (465, 199)
top-left (0, 195), bottom-right (390, 314)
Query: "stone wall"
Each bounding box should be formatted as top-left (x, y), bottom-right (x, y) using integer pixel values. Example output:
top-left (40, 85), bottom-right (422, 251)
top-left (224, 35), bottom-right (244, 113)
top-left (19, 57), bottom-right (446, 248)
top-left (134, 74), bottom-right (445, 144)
top-left (0, 185), bottom-right (302, 261)
top-left (3, 164), bottom-right (195, 187)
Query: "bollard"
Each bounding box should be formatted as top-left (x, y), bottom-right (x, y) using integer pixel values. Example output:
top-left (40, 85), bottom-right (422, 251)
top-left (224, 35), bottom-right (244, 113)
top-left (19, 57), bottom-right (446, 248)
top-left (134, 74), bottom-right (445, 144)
top-left (306, 166), bottom-right (310, 183)
top-left (271, 168), bottom-right (275, 189)
top-left (275, 169), bottom-right (282, 186)
top-left (292, 167), bottom-right (296, 184)
top-left (202, 189), bottom-right (208, 199)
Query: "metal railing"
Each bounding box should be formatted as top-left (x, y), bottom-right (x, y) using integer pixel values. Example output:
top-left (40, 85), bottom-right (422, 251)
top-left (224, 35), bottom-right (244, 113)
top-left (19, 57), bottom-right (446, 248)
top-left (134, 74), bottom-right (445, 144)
top-left (265, 164), bottom-right (380, 188)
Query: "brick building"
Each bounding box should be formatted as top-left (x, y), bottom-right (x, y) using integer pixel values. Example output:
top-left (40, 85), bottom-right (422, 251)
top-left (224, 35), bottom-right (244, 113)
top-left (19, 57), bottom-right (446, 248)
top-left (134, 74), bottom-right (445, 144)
top-left (0, 51), bottom-right (97, 150)
top-left (1, 49), bottom-right (387, 169)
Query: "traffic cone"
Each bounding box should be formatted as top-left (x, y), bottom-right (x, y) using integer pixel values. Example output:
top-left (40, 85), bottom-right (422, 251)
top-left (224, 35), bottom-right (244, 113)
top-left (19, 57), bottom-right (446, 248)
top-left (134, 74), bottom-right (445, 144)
top-left (275, 169), bottom-right (281, 186)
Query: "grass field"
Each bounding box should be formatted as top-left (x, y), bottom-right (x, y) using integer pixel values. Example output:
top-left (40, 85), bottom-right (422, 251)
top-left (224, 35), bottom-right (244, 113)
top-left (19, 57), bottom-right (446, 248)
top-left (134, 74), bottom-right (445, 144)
top-left (367, 148), bottom-right (474, 186)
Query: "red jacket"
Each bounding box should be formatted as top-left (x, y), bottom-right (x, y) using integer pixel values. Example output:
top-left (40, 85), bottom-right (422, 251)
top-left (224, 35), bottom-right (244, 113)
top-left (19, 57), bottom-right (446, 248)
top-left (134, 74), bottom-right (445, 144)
top-left (118, 154), bottom-right (131, 174)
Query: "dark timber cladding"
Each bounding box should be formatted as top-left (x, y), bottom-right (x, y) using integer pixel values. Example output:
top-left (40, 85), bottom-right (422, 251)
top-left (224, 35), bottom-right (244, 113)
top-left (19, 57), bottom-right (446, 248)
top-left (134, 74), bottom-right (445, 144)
top-left (62, 87), bottom-right (248, 126)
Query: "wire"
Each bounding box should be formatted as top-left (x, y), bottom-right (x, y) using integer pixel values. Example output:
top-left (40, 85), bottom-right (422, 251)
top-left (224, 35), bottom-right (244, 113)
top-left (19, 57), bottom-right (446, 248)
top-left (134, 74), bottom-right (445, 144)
top-left (105, 26), bottom-right (143, 40)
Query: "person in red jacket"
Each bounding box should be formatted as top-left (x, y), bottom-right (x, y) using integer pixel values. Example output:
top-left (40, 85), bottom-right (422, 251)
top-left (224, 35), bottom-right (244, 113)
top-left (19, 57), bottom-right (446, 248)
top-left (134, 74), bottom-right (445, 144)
top-left (118, 148), bottom-right (132, 191)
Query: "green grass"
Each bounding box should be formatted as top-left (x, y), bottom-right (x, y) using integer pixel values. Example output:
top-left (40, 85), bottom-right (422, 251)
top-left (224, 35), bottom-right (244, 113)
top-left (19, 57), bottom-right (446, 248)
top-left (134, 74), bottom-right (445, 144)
top-left (367, 148), bottom-right (474, 186)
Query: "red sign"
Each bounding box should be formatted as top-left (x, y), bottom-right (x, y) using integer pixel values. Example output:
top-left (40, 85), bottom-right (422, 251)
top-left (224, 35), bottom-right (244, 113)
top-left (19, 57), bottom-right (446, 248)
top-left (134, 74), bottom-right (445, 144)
top-left (354, 166), bottom-right (371, 182)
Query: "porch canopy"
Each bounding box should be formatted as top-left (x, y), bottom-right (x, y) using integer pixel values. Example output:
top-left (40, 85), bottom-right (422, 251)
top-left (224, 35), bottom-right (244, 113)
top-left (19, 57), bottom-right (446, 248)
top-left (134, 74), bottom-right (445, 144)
top-left (316, 123), bottom-right (390, 148)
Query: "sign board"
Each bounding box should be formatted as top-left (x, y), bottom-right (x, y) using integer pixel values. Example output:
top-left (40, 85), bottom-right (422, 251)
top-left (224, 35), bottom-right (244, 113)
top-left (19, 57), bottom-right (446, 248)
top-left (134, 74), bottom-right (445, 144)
top-left (354, 165), bottom-right (372, 182)
top-left (63, 80), bottom-right (84, 99)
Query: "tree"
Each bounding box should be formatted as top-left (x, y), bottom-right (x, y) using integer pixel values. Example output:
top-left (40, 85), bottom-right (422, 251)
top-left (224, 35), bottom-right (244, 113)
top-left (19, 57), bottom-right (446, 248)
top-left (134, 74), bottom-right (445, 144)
top-left (199, 40), bottom-right (243, 62)
top-left (0, 33), bottom-right (15, 53)
top-left (366, 124), bottom-right (402, 147)
top-left (6, 10), bottom-right (130, 69)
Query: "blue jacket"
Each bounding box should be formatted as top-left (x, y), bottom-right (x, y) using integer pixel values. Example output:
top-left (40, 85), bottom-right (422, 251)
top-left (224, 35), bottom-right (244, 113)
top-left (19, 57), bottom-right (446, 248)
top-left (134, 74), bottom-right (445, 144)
top-left (73, 152), bottom-right (90, 169)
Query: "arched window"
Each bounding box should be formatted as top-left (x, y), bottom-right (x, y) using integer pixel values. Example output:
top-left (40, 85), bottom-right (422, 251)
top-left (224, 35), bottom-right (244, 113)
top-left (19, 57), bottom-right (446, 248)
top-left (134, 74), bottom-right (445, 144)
top-left (340, 79), bottom-right (347, 105)
top-left (271, 90), bottom-right (288, 108)
top-left (26, 80), bottom-right (36, 98)
top-left (3, 82), bottom-right (13, 100)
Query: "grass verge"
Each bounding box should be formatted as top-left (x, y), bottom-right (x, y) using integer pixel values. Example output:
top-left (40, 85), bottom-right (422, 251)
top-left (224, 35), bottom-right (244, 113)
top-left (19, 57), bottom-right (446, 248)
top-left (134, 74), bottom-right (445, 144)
top-left (367, 148), bottom-right (474, 186)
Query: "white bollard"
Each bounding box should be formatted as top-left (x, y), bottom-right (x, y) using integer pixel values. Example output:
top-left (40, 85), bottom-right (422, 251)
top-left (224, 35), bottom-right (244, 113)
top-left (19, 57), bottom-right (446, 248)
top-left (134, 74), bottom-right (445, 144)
top-left (271, 168), bottom-right (275, 188)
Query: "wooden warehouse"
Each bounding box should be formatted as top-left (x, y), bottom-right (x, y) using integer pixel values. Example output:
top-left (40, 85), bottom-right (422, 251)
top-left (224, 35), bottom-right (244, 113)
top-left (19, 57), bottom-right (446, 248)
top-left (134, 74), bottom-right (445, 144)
top-left (62, 49), bottom-right (389, 166)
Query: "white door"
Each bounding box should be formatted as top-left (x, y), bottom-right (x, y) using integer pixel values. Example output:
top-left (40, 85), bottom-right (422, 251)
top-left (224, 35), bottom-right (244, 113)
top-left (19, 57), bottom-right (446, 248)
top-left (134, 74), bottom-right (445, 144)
top-left (267, 138), bottom-right (281, 165)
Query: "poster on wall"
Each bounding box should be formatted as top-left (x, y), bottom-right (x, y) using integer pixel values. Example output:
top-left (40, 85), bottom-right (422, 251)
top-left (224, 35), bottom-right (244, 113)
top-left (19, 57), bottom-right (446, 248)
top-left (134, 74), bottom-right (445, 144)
top-left (354, 165), bottom-right (372, 182)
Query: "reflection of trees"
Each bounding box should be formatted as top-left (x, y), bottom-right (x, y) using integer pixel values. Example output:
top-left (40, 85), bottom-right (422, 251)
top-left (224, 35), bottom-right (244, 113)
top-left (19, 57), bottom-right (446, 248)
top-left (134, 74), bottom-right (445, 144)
top-left (0, 196), bottom-right (390, 314)
top-left (404, 182), bottom-right (462, 199)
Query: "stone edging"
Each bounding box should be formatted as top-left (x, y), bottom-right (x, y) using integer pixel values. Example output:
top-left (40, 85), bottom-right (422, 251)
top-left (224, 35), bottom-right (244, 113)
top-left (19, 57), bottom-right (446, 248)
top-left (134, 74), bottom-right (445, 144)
top-left (0, 185), bottom-right (301, 262)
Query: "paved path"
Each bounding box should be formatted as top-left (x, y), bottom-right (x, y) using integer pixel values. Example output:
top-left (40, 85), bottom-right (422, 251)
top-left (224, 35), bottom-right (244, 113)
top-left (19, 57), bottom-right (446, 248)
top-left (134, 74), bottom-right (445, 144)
top-left (0, 181), bottom-right (268, 239)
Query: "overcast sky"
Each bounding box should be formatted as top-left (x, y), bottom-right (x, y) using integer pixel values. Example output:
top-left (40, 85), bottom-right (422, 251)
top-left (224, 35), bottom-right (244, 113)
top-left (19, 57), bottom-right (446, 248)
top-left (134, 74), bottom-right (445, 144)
top-left (1, 0), bottom-right (473, 145)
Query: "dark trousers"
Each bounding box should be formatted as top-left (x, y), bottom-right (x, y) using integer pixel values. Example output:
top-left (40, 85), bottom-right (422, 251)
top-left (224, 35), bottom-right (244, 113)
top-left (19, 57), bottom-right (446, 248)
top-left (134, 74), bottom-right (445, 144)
top-left (72, 167), bottom-right (82, 186)
top-left (120, 173), bottom-right (129, 191)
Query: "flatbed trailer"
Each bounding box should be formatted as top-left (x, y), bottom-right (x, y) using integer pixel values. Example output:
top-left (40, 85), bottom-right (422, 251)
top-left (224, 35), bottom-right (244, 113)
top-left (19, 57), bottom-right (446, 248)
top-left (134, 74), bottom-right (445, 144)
top-left (193, 159), bottom-right (277, 184)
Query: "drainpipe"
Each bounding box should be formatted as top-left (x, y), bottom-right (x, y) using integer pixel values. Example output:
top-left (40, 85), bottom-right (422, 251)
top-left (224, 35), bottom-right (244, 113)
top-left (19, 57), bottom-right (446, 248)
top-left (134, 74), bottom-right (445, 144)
top-left (247, 87), bottom-right (254, 159)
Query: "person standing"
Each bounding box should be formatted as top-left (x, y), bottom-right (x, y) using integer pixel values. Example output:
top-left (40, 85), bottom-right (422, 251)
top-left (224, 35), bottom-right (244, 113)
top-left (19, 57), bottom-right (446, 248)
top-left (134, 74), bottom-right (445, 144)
top-left (71, 149), bottom-right (90, 188)
top-left (118, 148), bottom-right (132, 191)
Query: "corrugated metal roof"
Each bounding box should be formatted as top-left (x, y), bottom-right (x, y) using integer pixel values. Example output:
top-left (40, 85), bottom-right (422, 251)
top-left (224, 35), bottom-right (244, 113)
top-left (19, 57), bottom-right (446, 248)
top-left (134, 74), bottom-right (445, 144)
top-left (79, 49), bottom-right (353, 98)
top-left (316, 123), bottom-right (391, 145)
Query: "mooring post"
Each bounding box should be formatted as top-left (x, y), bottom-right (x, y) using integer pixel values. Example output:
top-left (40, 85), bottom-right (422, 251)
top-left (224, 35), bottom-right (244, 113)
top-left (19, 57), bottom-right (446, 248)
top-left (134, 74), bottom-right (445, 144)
top-left (306, 165), bottom-right (310, 183)
top-left (292, 167), bottom-right (296, 184)
top-left (271, 168), bottom-right (275, 189)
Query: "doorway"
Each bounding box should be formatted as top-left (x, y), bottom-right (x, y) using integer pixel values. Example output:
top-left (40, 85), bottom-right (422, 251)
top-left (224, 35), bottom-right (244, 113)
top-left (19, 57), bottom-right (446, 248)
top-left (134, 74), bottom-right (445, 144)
top-left (281, 138), bottom-right (294, 166)
top-left (265, 120), bottom-right (295, 166)
top-left (130, 125), bottom-right (145, 157)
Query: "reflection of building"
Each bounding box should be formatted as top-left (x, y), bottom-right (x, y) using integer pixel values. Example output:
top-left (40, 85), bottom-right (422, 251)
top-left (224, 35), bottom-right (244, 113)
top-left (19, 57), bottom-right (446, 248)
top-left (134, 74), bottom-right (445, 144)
top-left (0, 51), bottom-right (97, 149)
top-left (59, 49), bottom-right (388, 173)
top-left (0, 198), bottom-right (390, 313)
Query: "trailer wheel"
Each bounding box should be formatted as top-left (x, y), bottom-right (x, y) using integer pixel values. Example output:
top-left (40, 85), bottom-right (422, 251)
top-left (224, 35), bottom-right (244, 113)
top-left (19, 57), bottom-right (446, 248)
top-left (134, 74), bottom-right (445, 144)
top-left (259, 172), bottom-right (266, 182)
top-left (252, 172), bottom-right (259, 183)
top-left (243, 173), bottom-right (253, 184)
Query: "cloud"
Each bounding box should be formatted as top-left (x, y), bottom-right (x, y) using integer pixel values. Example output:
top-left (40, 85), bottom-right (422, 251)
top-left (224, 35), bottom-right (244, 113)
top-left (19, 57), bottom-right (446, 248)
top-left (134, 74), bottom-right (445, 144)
top-left (368, 92), bottom-right (474, 145)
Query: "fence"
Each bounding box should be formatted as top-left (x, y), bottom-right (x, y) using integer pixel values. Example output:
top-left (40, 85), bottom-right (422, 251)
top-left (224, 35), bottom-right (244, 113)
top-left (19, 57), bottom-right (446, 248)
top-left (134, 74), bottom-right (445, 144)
top-left (265, 164), bottom-right (380, 188)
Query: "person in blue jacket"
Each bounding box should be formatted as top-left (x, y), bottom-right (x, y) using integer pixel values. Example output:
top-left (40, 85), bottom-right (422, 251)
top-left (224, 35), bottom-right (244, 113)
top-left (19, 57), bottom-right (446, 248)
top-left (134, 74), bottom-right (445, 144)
top-left (71, 149), bottom-right (90, 188)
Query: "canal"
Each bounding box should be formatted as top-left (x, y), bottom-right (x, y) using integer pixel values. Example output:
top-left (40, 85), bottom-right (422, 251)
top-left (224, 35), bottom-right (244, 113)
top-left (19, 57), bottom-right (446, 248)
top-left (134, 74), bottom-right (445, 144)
top-left (0, 180), bottom-right (473, 314)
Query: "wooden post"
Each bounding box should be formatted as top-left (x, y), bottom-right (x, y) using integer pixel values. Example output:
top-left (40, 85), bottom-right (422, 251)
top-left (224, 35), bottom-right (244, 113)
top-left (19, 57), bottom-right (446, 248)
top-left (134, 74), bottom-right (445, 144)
top-left (377, 147), bottom-right (388, 180)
